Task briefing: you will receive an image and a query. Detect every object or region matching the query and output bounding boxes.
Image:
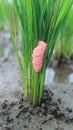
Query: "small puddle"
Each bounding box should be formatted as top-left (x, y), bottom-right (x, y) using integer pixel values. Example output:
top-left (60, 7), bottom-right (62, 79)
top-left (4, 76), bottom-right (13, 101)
top-left (45, 68), bottom-right (55, 84)
top-left (68, 73), bottom-right (73, 83)
top-left (45, 66), bottom-right (73, 85)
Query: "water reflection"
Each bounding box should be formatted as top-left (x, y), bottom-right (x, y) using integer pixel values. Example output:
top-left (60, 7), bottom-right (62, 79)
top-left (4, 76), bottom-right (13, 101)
top-left (68, 73), bottom-right (73, 83)
top-left (54, 67), bottom-right (68, 83)
top-left (45, 68), bottom-right (55, 85)
top-left (45, 67), bottom-right (73, 84)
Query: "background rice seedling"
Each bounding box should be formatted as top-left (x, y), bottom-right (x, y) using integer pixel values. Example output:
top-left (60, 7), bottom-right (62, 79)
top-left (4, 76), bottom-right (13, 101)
top-left (0, 0), bottom-right (19, 31)
top-left (55, 6), bottom-right (73, 60)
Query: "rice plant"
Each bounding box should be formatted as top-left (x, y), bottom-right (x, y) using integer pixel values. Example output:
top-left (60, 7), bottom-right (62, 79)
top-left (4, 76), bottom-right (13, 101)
top-left (0, 0), bottom-right (5, 30)
top-left (2, 0), bottom-right (73, 105)
top-left (55, 6), bottom-right (73, 60)
top-left (0, 0), bottom-right (19, 31)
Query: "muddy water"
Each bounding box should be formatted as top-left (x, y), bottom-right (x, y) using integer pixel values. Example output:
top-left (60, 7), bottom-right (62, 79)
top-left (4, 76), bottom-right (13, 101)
top-left (45, 66), bottom-right (73, 85)
top-left (0, 30), bottom-right (73, 130)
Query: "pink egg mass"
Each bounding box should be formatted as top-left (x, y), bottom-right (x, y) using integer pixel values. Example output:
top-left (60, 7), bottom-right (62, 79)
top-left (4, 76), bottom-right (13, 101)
top-left (32, 41), bottom-right (47, 72)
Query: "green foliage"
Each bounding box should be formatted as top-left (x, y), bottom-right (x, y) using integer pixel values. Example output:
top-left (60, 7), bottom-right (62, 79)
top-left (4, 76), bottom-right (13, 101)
top-left (0, 0), bottom-right (5, 30)
top-left (0, 0), bottom-right (19, 31)
top-left (2, 0), bottom-right (73, 105)
top-left (55, 7), bottom-right (73, 59)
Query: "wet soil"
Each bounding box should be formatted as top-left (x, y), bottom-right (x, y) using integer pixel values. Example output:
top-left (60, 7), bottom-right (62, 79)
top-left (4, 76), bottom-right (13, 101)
top-left (0, 87), bottom-right (73, 130)
top-left (0, 30), bottom-right (73, 130)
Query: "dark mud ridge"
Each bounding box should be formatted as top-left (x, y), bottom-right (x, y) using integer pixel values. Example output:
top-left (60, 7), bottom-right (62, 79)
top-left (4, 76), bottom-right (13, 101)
top-left (0, 89), bottom-right (73, 130)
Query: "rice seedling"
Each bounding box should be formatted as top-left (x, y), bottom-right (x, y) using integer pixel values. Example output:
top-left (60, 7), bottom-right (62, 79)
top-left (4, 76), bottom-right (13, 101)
top-left (55, 6), bottom-right (73, 60)
top-left (2, 0), bottom-right (73, 105)
top-left (0, 0), bottom-right (19, 31)
top-left (0, 0), bottom-right (5, 30)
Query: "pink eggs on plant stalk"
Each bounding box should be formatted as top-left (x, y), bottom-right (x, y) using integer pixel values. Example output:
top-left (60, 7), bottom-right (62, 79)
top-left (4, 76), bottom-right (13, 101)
top-left (32, 41), bottom-right (47, 72)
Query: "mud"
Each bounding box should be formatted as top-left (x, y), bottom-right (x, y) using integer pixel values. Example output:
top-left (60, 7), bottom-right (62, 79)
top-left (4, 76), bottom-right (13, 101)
top-left (0, 87), bottom-right (73, 130)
